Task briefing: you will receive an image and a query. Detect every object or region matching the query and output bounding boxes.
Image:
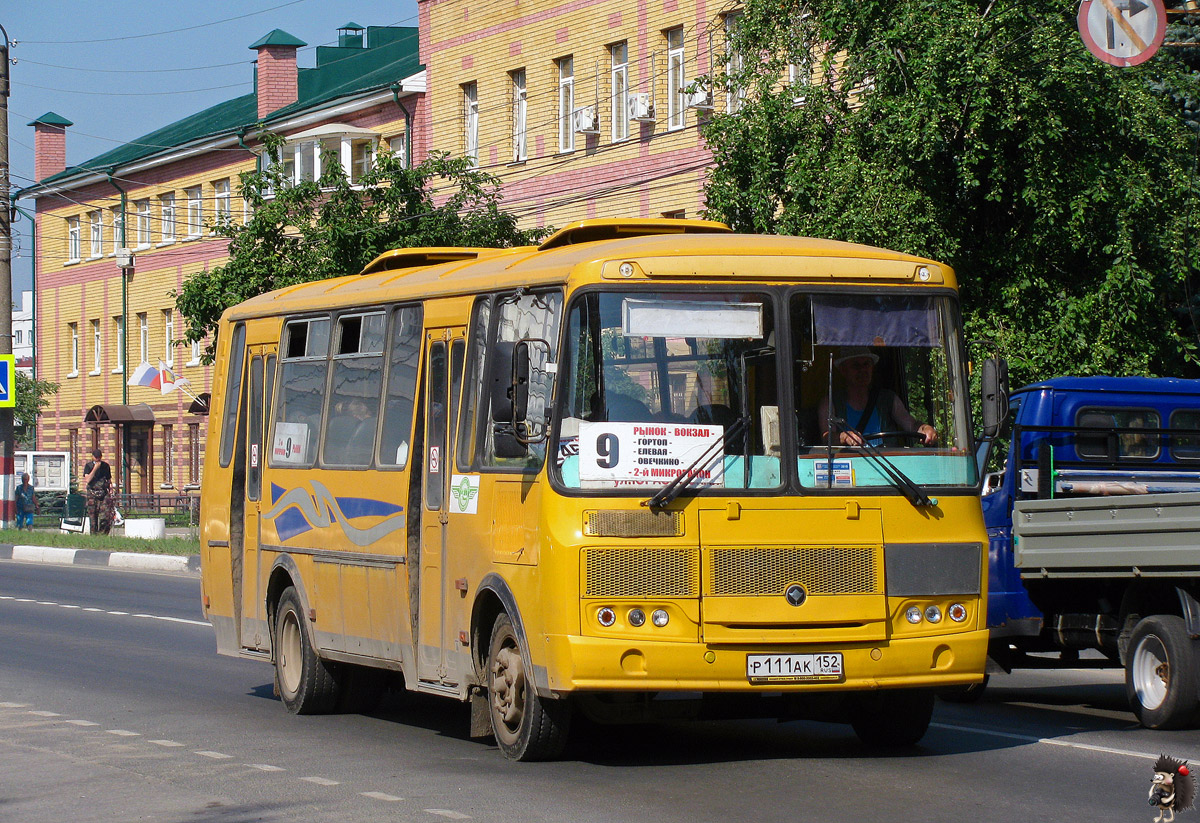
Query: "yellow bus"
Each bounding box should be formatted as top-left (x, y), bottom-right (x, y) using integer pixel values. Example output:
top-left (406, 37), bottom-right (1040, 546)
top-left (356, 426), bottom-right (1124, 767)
top-left (200, 218), bottom-right (1003, 760)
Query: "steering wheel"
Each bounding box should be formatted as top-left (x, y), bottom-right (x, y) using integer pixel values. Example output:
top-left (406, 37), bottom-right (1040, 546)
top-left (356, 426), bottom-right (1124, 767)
top-left (860, 430), bottom-right (930, 446)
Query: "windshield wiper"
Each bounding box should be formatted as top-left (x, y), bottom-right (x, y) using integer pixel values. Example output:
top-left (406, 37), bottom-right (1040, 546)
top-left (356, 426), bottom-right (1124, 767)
top-left (643, 417), bottom-right (749, 510)
top-left (829, 418), bottom-right (936, 508)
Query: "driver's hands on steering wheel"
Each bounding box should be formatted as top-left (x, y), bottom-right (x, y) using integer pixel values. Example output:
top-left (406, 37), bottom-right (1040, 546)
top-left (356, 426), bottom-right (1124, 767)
top-left (838, 425), bottom-right (938, 446)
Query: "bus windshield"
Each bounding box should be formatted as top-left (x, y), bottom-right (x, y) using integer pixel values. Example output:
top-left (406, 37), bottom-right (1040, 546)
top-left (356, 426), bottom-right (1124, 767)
top-left (554, 288), bottom-right (976, 494)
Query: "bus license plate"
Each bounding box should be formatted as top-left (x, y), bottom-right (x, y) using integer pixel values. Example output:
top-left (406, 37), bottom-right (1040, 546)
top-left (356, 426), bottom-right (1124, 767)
top-left (746, 653), bottom-right (844, 683)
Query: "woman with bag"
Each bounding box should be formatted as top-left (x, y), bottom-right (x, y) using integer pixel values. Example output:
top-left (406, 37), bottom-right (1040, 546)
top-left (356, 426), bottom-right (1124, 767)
top-left (82, 448), bottom-right (116, 535)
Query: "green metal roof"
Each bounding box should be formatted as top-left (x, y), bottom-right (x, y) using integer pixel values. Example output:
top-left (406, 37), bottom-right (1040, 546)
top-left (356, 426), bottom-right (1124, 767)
top-left (19, 25), bottom-right (420, 194)
top-left (339, 22), bottom-right (366, 31)
top-left (28, 112), bottom-right (74, 127)
top-left (248, 29), bottom-right (307, 49)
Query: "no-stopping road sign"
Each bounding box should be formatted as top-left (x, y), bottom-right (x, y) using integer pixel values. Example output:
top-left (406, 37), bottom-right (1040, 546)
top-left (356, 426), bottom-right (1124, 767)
top-left (1078, 0), bottom-right (1167, 67)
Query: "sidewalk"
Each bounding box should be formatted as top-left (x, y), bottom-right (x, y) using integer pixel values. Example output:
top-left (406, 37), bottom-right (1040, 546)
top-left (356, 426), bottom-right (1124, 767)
top-left (0, 525), bottom-right (201, 574)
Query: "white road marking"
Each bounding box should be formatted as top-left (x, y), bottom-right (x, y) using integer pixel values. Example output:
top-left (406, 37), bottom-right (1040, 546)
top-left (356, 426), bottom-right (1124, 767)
top-left (362, 792), bottom-right (404, 802)
top-left (82, 607), bottom-right (104, 612)
top-left (59, 604), bottom-right (80, 609)
top-left (28, 710), bottom-right (60, 717)
top-left (14, 598), bottom-right (34, 602)
top-left (246, 763), bottom-right (285, 772)
top-left (106, 729), bottom-right (139, 737)
top-left (149, 739), bottom-right (183, 747)
top-left (36, 601), bottom-right (56, 606)
top-left (931, 722), bottom-right (1200, 762)
top-left (107, 611), bottom-right (128, 616)
top-left (0, 595), bottom-right (12, 599)
top-left (195, 751), bottom-right (233, 759)
top-left (425, 810), bottom-right (472, 819)
top-left (0, 595), bottom-right (207, 627)
top-left (0, 702), bottom-right (29, 708)
top-left (301, 777), bottom-right (340, 786)
top-left (67, 720), bottom-right (99, 727)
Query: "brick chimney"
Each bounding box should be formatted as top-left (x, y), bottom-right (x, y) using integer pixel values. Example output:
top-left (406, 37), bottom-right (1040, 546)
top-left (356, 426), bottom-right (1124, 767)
top-left (250, 29), bottom-right (307, 119)
top-left (29, 112), bottom-right (73, 181)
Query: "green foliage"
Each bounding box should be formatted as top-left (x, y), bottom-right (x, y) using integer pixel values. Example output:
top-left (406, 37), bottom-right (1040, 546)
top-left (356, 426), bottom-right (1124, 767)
top-left (175, 134), bottom-right (549, 359)
top-left (703, 0), bottom-right (1200, 386)
top-left (15, 371), bottom-right (58, 450)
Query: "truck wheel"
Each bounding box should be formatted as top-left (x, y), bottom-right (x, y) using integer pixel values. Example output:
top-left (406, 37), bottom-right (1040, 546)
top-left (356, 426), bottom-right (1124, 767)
top-left (1125, 615), bottom-right (1200, 730)
top-left (487, 612), bottom-right (570, 761)
top-left (274, 586), bottom-right (340, 715)
top-left (848, 689), bottom-right (936, 747)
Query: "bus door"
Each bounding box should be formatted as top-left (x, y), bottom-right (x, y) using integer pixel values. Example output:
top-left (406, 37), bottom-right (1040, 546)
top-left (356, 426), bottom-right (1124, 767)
top-left (236, 344), bottom-right (274, 651)
top-left (417, 327), bottom-right (466, 688)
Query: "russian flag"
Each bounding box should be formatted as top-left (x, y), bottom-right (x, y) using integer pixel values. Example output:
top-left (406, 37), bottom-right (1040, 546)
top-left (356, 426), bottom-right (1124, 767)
top-left (127, 361), bottom-right (161, 389)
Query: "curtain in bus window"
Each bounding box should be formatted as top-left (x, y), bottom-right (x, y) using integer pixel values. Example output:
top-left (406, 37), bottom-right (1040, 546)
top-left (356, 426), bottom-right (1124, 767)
top-left (270, 317), bottom-right (330, 468)
top-left (812, 295), bottom-right (941, 347)
top-left (482, 291), bottom-right (563, 469)
top-left (323, 312), bottom-right (386, 467)
top-left (378, 306), bottom-right (422, 468)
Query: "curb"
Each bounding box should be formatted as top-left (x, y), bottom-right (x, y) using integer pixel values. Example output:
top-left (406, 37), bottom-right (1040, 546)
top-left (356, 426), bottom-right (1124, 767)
top-left (0, 544), bottom-right (200, 574)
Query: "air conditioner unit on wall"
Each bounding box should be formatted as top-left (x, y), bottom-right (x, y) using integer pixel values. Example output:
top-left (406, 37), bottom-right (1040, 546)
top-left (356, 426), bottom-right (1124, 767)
top-left (573, 105), bottom-right (599, 134)
top-left (628, 93), bottom-right (655, 122)
top-left (686, 87), bottom-right (714, 111)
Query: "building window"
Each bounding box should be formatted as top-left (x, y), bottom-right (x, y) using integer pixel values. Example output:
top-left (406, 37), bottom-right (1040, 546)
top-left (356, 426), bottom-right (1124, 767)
top-left (387, 134), bottom-right (408, 168)
top-left (187, 337), bottom-right (202, 367)
top-left (113, 316), bottom-right (125, 374)
top-left (138, 312), bottom-right (148, 364)
top-left (162, 425), bottom-right (174, 488)
top-left (213, 180), bottom-right (231, 228)
top-left (68, 323), bottom-right (79, 375)
top-left (558, 56), bottom-right (575, 153)
top-left (350, 139), bottom-right (374, 182)
top-left (667, 28), bottom-right (686, 130)
top-left (160, 193), bottom-right (176, 242)
top-left (15, 330), bottom-right (21, 345)
top-left (725, 13), bottom-right (746, 114)
top-left (511, 69), bottom-right (527, 162)
top-left (610, 43), bottom-right (629, 142)
top-left (163, 309), bottom-right (175, 366)
top-left (67, 217), bottom-right (81, 262)
top-left (91, 319), bottom-right (101, 374)
top-left (69, 428), bottom-right (79, 476)
top-left (185, 187), bottom-right (202, 238)
top-left (462, 82), bottom-right (479, 166)
top-left (111, 208), bottom-right (124, 253)
top-left (135, 199), bottom-right (151, 248)
top-left (188, 423), bottom-right (201, 485)
top-left (88, 211), bottom-right (103, 258)
top-left (298, 141), bottom-right (318, 182)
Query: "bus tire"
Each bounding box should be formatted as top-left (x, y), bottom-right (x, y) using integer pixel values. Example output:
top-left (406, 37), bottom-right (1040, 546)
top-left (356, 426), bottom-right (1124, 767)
top-left (486, 612), bottom-right (570, 761)
top-left (274, 586), bottom-right (340, 715)
top-left (1125, 615), bottom-right (1200, 730)
top-left (938, 675), bottom-right (989, 704)
top-left (848, 688), bottom-right (935, 748)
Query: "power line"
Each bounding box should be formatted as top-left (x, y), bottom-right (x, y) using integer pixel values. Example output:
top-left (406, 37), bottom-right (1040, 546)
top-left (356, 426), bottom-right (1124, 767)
top-left (14, 79), bottom-right (252, 97)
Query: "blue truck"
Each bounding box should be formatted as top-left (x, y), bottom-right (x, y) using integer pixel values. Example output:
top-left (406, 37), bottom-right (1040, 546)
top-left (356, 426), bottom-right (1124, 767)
top-left (981, 376), bottom-right (1200, 729)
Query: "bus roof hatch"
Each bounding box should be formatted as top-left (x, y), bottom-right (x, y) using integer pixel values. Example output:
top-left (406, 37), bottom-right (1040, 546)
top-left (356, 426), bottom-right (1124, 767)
top-left (536, 218), bottom-right (731, 251)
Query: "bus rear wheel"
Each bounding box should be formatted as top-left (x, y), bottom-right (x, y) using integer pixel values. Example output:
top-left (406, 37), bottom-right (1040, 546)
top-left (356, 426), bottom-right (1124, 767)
top-left (274, 586), bottom-right (340, 714)
top-left (848, 688), bottom-right (935, 747)
top-left (1126, 615), bottom-right (1200, 730)
top-left (486, 612), bottom-right (570, 761)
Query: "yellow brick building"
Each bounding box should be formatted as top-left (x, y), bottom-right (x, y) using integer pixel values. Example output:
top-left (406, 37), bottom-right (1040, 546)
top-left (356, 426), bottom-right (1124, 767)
top-left (18, 25), bottom-right (423, 501)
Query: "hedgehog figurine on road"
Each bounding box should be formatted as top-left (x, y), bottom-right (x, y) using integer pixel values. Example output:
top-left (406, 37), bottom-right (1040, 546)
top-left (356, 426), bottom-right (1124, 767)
top-left (1150, 754), bottom-right (1196, 823)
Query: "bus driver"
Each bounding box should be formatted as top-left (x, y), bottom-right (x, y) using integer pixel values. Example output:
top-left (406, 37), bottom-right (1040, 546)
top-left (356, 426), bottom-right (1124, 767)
top-left (817, 347), bottom-right (938, 447)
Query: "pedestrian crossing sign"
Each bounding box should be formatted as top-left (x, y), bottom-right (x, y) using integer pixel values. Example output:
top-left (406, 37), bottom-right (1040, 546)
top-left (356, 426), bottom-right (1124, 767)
top-left (0, 356), bottom-right (16, 408)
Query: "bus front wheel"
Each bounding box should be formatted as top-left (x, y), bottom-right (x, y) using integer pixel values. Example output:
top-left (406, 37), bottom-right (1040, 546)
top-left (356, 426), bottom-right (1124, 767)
top-left (274, 586), bottom-right (340, 714)
top-left (847, 688), bottom-right (935, 747)
top-left (486, 612), bottom-right (570, 761)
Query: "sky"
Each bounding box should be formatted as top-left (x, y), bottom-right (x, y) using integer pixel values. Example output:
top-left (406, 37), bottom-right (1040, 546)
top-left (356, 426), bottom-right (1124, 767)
top-left (4, 0), bottom-right (419, 298)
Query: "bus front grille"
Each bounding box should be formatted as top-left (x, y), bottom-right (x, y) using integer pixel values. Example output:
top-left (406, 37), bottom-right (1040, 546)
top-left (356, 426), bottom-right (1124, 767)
top-left (584, 548), bottom-right (699, 598)
top-left (708, 546), bottom-right (880, 596)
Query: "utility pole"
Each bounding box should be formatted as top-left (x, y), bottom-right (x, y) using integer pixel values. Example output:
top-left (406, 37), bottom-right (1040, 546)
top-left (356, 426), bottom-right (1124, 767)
top-left (0, 23), bottom-right (14, 530)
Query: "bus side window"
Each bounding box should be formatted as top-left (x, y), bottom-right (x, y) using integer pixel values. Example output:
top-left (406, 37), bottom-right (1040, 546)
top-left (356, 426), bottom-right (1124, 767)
top-left (378, 305), bottom-right (423, 468)
top-left (270, 317), bottom-right (330, 468)
top-left (219, 323), bottom-right (247, 468)
top-left (457, 297), bottom-right (491, 470)
top-left (322, 312), bottom-right (386, 468)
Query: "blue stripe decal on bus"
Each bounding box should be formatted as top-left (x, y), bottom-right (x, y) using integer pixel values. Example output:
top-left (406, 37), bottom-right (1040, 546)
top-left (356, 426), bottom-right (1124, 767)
top-left (263, 481), bottom-right (406, 547)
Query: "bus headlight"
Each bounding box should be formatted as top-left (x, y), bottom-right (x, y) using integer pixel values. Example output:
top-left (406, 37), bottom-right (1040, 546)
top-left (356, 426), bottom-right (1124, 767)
top-left (628, 608), bottom-right (646, 627)
top-left (925, 605), bottom-right (943, 624)
top-left (652, 609), bottom-right (669, 627)
top-left (948, 603), bottom-right (968, 623)
top-left (905, 606), bottom-right (923, 624)
top-left (597, 607), bottom-right (616, 627)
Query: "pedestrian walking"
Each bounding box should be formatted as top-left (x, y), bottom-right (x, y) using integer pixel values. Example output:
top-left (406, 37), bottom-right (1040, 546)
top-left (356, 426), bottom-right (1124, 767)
top-left (14, 473), bottom-right (39, 531)
top-left (82, 448), bottom-right (116, 535)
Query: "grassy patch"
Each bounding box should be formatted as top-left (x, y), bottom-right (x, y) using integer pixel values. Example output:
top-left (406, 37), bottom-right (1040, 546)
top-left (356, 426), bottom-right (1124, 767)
top-left (0, 528), bottom-right (199, 555)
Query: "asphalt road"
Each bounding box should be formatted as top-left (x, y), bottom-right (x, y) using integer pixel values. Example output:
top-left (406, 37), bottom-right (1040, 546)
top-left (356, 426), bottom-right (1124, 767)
top-left (1, 559), bottom-right (1197, 823)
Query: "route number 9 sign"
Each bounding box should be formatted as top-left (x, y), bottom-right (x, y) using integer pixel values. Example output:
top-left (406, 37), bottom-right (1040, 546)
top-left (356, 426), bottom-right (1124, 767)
top-left (578, 422), bottom-right (725, 488)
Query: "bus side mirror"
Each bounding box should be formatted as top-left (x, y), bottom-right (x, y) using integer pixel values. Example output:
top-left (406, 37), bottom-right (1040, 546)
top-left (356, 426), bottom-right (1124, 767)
top-left (981, 357), bottom-right (1009, 439)
top-left (490, 342), bottom-right (530, 425)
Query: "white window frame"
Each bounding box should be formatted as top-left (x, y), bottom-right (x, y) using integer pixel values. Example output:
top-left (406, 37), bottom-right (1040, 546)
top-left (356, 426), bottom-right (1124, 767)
top-left (162, 424), bottom-right (174, 489)
top-left (667, 28), bottom-right (686, 130)
top-left (67, 217), bottom-right (81, 263)
top-left (163, 309), bottom-right (175, 367)
top-left (388, 134), bottom-right (408, 168)
top-left (725, 13), bottom-right (746, 114)
top-left (462, 82), bottom-right (479, 166)
top-left (68, 323), bottom-right (79, 377)
top-left (511, 69), bottom-right (527, 162)
top-left (90, 319), bottom-right (102, 375)
top-left (88, 211), bottom-right (103, 258)
top-left (138, 312), bottom-right (149, 364)
top-left (113, 316), bottom-right (124, 374)
top-left (558, 56), bottom-right (575, 153)
top-left (213, 180), bottom-right (231, 229)
top-left (187, 337), bottom-right (202, 367)
top-left (350, 139), bottom-right (373, 182)
top-left (159, 193), bottom-right (176, 243)
top-left (135, 199), bottom-right (151, 249)
top-left (185, 187), bottom-right (202, 238)
top-left (111, 208), bottom-right (123, 254)
top-left (610, 43), bottom-right (629, 143)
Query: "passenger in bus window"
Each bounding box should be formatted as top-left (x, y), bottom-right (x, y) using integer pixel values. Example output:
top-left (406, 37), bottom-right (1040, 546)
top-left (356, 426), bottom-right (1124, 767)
top-left (817, 347), bottom-right (937, 447)
top-left (345, 398), bottom-right (377, 464)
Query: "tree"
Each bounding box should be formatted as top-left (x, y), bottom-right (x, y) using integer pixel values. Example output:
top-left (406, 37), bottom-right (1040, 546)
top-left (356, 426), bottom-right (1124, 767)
top-left (702, 0), bottom-right (1200, 384)
top-left (15, 371), bottom-right (58, 450)
top-left (176, 135), bottom-right (548, 359)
